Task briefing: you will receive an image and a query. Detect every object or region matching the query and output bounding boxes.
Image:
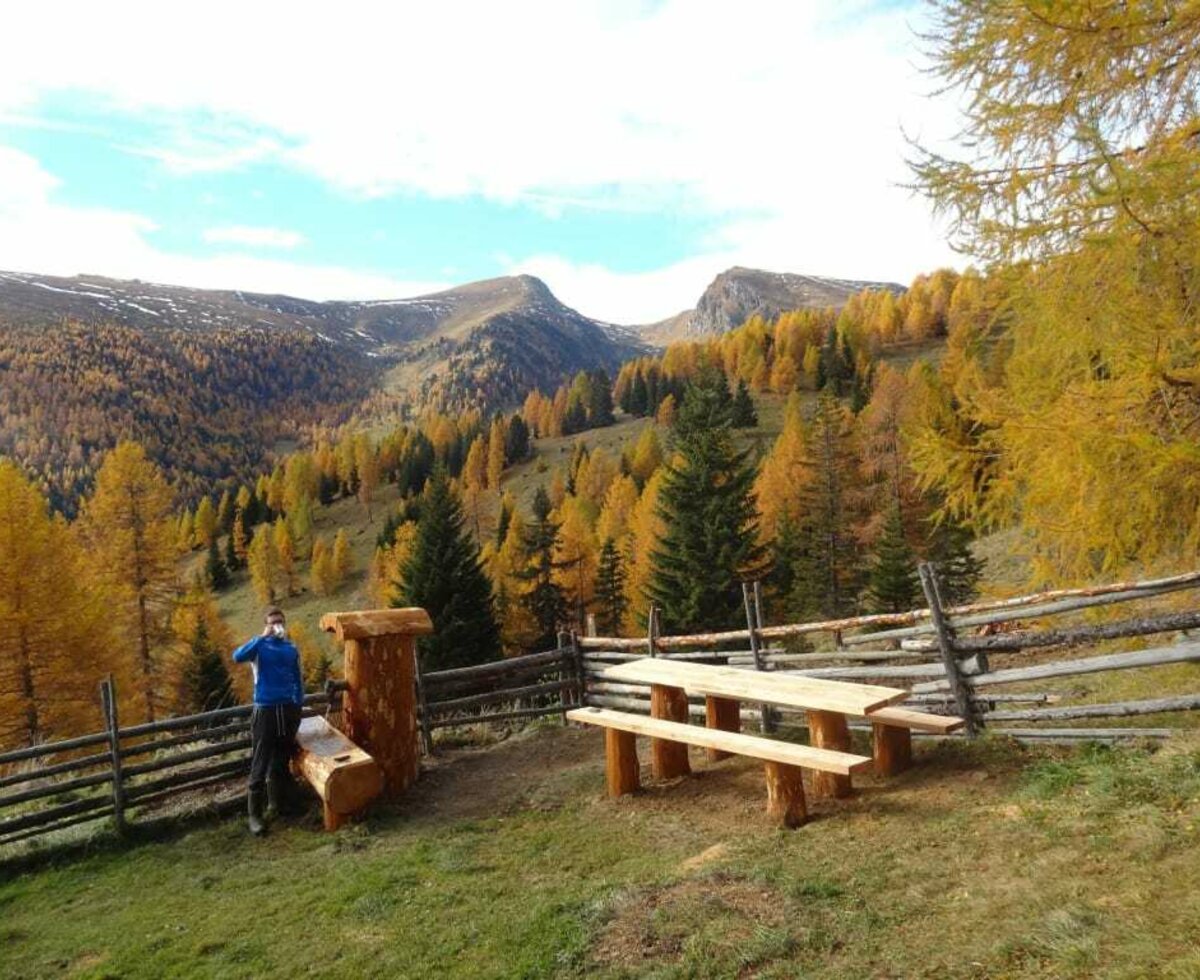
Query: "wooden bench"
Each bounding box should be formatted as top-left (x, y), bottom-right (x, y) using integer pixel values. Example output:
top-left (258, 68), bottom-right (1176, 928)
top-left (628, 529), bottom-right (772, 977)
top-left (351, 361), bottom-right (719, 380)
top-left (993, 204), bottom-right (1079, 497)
top-left (566, 706), bottom-right (873, 827)
top-left (294, 716), bottom-right (383, 830)
top-left (605, 658), bottom-right (910, 798)
top-left (864, 706), bottom-right (965, 776)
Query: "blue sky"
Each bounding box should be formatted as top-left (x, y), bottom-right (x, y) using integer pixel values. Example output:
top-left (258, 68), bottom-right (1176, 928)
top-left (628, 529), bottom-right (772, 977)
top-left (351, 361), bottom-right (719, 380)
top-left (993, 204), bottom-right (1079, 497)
top-left (0, 1), bottom-right (959, 323)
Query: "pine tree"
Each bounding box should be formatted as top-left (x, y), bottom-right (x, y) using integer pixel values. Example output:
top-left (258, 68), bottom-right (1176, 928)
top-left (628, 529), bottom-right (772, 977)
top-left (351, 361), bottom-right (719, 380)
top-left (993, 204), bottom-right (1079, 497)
top-left (310, 536), bottom-right (334, 596)
top-left (867, 504), bottom-right (918, 613)
top-left (647, 381), bottom-right (766, 632)
top-left (926, 515), bottom-right (985, 606)
top-left (595, 537), bottom-right (628, 636)
top-left (178, 617), bottom-right (236, 714)
top-left (731, 379), bottom-right (758, 427)
top-left (487, 417), bottom-right (507, 489)
top-left (206, 537), bottom-right (230, 590)
top-left (518, 485), bottom-right (568, 650)
top-left (586, 369), bottom-right (616, 426)
top-left (395, 467), bottom-right (500, 670)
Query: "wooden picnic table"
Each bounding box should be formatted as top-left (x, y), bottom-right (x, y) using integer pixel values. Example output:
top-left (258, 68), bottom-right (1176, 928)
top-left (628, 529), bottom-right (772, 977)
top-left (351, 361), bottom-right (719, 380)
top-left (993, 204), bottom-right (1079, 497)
top-left (603, 658), bottom-right (913, 797)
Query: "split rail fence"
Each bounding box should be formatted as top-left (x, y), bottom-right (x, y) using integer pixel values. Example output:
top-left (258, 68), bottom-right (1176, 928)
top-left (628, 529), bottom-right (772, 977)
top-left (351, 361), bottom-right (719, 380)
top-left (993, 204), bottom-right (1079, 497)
top-left (6, 563), bottom-right (1200, 851)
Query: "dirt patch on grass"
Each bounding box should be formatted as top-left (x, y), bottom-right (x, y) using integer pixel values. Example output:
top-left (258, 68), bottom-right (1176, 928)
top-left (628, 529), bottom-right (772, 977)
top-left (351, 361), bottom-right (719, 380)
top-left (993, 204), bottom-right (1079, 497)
top-left (590, 873), bottom-right (792, 973)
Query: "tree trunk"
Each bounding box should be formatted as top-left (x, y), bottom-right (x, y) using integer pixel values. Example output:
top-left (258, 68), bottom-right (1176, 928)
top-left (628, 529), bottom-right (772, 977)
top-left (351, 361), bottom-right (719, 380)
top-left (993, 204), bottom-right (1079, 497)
top-left (649, 683), bottom-right (691, 779)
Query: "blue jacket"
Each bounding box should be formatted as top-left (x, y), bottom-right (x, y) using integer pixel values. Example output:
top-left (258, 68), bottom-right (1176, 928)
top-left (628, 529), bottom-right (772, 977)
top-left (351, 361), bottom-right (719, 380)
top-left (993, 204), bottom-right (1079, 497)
top-left (232, 634), bottom-right (304, 706)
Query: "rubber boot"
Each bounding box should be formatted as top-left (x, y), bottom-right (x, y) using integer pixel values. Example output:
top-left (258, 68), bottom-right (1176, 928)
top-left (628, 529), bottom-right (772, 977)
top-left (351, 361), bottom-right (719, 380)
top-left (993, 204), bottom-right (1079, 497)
top-left (247, 789), bottom-right (268, 837)
top-left (265, 777), bottom-right (285, 821)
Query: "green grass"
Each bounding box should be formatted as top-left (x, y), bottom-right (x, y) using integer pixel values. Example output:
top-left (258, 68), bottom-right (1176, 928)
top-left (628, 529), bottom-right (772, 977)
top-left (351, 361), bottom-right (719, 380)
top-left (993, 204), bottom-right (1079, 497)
top-left (3, 728), bottom-right (1200, 978)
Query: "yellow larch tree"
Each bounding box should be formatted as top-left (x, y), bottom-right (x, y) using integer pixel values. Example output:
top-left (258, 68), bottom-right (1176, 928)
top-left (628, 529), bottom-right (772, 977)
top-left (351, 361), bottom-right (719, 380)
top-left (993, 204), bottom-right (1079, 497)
top-left (752, 392), bottom-right (811, 542)
top-left (79, 442), bottom-right (177, 723)
top-left (0, 461), bottom-right (119, 747)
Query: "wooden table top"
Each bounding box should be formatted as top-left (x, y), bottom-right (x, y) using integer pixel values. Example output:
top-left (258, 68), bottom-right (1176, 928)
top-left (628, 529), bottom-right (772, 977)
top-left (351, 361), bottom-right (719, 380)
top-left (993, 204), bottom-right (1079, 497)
top-left (603, 657), bottom-right (909, 717)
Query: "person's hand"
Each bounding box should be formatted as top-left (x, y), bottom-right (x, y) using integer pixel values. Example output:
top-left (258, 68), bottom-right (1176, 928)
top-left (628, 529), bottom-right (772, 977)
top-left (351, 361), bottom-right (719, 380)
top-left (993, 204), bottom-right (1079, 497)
top-left (262, 624), bottom-right (274, 638)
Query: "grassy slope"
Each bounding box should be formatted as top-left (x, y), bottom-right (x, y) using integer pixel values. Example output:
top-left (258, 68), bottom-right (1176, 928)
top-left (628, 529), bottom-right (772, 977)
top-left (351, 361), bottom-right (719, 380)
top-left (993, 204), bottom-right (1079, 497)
top-left (2, 728), bottom-right (1199, 978)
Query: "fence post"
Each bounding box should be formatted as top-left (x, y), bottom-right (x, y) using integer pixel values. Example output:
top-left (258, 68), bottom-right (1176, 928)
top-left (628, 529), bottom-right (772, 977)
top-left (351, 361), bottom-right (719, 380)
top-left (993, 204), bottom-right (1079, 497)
top-left (743, 582), bottom-right (773, 733)
top-left (570, 632), bottom-right (586, 710)
top-left (918, 562), bottom-right (979, 736)
top-left (99, 674), bottom-right (127, 835)
top-left (647, 604), bottom-right (660, 658)
top-left (412, 647), bottom-right (433, 757)
top-left (556, 631), bottom-right (570, 724)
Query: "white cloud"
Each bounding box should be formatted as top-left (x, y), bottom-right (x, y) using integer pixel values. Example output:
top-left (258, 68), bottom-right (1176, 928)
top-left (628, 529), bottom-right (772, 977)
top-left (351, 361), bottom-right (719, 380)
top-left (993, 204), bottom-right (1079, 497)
top-left (202, 225), bottom-right (306, 249)
top-left (0, 1), bottom-right (967, 319)
top-left (0, 146), bottom-right (445, 301)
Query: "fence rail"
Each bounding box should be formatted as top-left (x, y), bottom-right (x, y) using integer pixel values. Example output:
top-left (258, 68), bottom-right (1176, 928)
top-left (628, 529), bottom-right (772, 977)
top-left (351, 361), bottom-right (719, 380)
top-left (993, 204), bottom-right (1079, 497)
top-left (8, 564), bottom-right (1200, 853)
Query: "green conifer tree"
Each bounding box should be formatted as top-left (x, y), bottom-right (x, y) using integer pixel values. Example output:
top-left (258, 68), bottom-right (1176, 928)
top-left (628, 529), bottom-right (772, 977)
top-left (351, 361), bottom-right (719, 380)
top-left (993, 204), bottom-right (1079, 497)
top-left (867, 504), bottom-right (919, 613)
top-left (518, 485), bottom-right (568, 650)
top-left (206, 537), bottom-right (230, 590)
top-left (179, 619), bottom-right (235, 714)
top-left (648, 381), bottom-right (766, 632)
top-left (595, 537), bottom-right (628, 636)
top-left (731, 378), bottom-right (758, 427)
top-left (925, 515), bottom-right (985, 606)
top-left (394, 467), bottom-right (501, 671)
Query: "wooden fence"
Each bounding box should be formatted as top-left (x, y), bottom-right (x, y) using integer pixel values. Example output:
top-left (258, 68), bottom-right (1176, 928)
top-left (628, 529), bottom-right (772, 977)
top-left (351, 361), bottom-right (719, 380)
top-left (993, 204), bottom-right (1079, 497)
top-left (0, 678), bottom-right (341, 850)
top-left (580, 564), bottom-right (1200, 743)
top-left (0, 641), bottom-right (581, 852)
top-left (6, 564), bottom-right (1200, 851)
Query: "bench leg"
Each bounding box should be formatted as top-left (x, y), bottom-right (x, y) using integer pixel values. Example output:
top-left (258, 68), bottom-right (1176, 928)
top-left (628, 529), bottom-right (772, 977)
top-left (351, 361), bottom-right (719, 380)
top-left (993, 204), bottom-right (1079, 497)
top-left (650, 684), bottom-right (691, 779)
top-left (323, 802), bottom-right (345, 832)
top-left (764, 761), bottom-right (808, 828)
top-left (704, 695), bottom-right (741, 761)
top-left (605, 729), bottom-right (640, 796)
top-left (872, 723), bottom-right (912, 777)
top-left (808, 710), bottom-right (852, 799)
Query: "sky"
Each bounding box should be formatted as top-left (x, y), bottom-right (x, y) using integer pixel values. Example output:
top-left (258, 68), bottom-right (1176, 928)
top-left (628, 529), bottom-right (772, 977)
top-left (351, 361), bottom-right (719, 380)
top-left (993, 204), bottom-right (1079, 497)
top-left (0, 0), bottom-right (963, 324)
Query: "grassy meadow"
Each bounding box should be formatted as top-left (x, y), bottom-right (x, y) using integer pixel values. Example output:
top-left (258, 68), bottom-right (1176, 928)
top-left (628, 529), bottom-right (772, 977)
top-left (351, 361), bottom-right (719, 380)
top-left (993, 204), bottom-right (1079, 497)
top-left (2, 726), bottom-right (1199, 978)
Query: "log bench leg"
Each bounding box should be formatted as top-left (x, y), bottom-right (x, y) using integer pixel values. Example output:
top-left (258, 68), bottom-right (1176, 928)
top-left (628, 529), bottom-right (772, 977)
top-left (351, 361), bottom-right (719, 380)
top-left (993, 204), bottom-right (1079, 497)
top-left (323, 802), bottom-right (346, 832)
top-left (764, 761), bottom-right (807, 828)
top-left (605, 729), bottom-right (640, 796)
top-left (650, 683), bottom-right (691, 779)
top-left (704, 695), bottom-right (741, 761)
top-left (872, 723), bottom-right (912, 777)
top-left (808, 710), bottom-right (852, 799)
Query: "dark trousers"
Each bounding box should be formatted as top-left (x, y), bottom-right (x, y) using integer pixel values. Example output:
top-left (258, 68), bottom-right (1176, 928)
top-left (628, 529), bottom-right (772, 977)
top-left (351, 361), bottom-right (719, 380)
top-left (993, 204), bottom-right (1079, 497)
top-left (248, 703), bottom-right (302, 791)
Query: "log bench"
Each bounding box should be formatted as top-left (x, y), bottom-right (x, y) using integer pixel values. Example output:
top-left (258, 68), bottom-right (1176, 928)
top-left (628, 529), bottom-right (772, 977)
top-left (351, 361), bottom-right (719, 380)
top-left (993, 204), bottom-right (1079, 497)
top-left (293, 716), bottom-right (383, 831)
top-left (566, 706), bottom-right (873, 827)
top-left (864, 706), bottom-right (966, 776)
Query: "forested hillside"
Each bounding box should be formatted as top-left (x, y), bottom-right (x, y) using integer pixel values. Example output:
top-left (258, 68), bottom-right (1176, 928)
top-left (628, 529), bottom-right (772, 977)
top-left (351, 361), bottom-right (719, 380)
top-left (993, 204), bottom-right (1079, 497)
top-left (0, 322), bottom-right (373, 514)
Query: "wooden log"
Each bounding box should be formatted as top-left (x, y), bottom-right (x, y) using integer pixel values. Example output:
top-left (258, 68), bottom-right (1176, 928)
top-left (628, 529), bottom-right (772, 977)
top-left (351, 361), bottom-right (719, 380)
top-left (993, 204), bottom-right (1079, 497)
top-left (649, 684), bottom-right (691, 779)
top-left (807, 710), bottom-right (852, 798)
top-left (987, 695), bottom-right (1200, 722)
top-left (0, 731), bottom-right (111, 766)
top-left (319, 607), bottom-right (434, 641)
top-left (912, 641), bottom-right (1200, 694)
top-left (426, 660), bottom-right (564, 696)
top-left (905, 610), bottom-right (1200, 654)
top-left (427, 704), bottom-right (567, 729)
top-left (763, 761), bottom-right (807, 828)
top-left (121, 738), bottom-right (251, 777)
top-left (119, 721), bottom-right (250, 759)
top-left (123, 770), bottom-right (245, 812)
top-left (343, 633), bottom-right (419, 799)
top-left (293, 717), bottom-right (382, 831)
top-left (117, 704), bottom-right (253, 738)
top-left (704, 695), bottom-right (741, 761)
top-left (426, 678), bottom-right (571, 713)
top-left (122, 758), bottom-right (249, 801)
top-left (422, 649), bottom-right (564, 687)
top-left (0, 793), bottom-right (114, 837)
top-left (919, 563), bottom-right (979, 735)
top-left (744, 582), bottom-right (772, 733)
top-left (783, 657), bottom-right (981, 680)
top-left (0, 769), bottom-right (114, 809)
top-left (0, 804), bottom-right (117, 849)
top-left (605, 729), bottom-right (640, 796)
top-left (872, 723), bottom-right (913, 777)
top-left (0, 750), bottom-right (112, 791)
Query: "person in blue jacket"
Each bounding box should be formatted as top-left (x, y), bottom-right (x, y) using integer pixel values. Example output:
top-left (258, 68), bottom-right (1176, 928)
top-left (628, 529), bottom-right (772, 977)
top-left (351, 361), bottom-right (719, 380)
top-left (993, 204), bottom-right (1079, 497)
top-left (232, 607), bottom-right (305, 836)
